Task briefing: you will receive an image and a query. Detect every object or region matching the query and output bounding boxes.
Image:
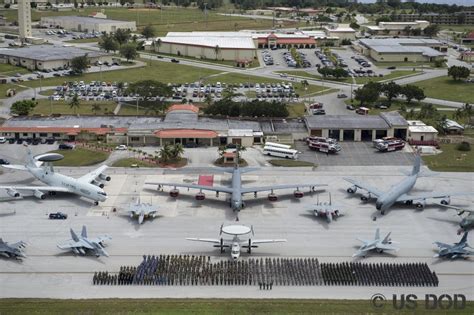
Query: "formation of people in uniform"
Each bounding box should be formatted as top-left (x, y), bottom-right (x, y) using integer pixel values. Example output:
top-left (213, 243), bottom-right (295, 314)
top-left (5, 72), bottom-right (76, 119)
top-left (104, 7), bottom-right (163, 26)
top-left (93, 255), bottom-right (439, 287)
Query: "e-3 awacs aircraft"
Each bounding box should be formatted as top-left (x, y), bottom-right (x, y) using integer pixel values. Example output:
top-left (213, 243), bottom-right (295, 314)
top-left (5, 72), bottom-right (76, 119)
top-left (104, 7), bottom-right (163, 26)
top-left (0, 147), bottom-right (110, 205)
top-left (146, 165), bottom-right (326, 212)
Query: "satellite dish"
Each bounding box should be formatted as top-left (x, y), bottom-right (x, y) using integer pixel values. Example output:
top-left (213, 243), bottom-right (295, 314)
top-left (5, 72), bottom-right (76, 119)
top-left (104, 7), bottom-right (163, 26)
top-left (35, 153), bottom-right (64, 162)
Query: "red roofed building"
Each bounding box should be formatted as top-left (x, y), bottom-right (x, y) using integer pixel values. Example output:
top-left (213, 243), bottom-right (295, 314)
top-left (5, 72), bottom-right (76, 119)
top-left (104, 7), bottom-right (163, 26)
top-left (461, 31), bottom-right (474, 45)
top-left (255, 32), bottom-right (316, 49)
top-left (166, 104), bottom-right (200, 114)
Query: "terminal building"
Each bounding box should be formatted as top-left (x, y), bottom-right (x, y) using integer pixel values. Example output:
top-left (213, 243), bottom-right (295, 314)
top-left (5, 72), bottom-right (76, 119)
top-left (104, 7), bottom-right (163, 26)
top-left (355, 38), bottom-right (447, 63)
top-left (304, 112), bottom-right (408, 141)
top-left (0, 45), bottom-right (113, 71)
top-left (40, 16), bottom-right (137, 33)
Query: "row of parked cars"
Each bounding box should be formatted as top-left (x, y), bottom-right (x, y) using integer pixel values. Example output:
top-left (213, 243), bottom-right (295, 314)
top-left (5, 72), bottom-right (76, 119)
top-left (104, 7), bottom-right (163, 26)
top-left (262, 51), bottom-right (274, 66)
top-left (0, 137), bottom-right (57, 145)
top-left (352, 56), bottom-right (371, 68)
top-left (314, 50), bottom-right (334, 68)
top-left (283, 51), bottom-right (311, 68)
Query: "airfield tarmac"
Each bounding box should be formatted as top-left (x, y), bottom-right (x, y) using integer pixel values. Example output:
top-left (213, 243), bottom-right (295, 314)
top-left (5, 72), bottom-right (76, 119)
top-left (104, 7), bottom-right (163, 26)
top-left (0, 166), bottom-right (473, 299)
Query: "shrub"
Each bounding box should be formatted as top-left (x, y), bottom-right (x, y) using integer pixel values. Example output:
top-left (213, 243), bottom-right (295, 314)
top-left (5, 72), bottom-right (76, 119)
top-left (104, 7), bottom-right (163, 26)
top-left (457, 141), bottom-right (471, 152)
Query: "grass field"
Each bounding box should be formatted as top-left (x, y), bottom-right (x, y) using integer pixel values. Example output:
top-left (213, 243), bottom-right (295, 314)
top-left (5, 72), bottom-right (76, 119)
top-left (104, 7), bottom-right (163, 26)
top-left (439, 24), bottom-right (474, 33)
top-left (276, 70), bottom-right (421, 85)
top-left (0, 7), bottom-right (300, 34)
top-left (112, 158), bottom-right (159, 167)
top-left (422, 143), bottom-right (474, 172)
top-left (0, 83), bottom-right (26, 99)
top-left (49, 148), bottom-right (110, 166)
top-left (287, 103), bottom-right (306, 118)
top-left (414, 76), bottom-right (474, 104)
top-left (64, 38), bottom-right (99, 43)
top-left (0, 63), bottom-right (30, 77)
top-left (31, 99), bottom-right (117, 116)
top-left (18, 60), bottom-right (221, 89)
top-left (1, 298), bottom-right (472, 314)
top-left (373, 61), bottom-right (438, 68)
top-left (146, 52), bottom-right (260, 68)
top-left (269, 159), bottom-right (315, 167)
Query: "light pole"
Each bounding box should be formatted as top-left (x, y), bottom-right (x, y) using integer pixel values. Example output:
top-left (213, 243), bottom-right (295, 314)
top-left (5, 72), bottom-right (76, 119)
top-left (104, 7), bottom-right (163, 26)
top-left (350, 74), bottom-right (355, 104)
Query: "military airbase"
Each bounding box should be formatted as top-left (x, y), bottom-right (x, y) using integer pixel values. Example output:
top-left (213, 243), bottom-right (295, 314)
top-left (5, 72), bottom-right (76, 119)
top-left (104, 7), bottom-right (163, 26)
top-left (0, 149), bottom-right (473, 302)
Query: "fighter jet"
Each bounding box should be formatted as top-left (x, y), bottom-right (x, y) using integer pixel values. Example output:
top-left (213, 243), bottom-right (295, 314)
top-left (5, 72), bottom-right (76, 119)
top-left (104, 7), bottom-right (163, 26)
top-left (186, 224), bottom-right (286, 261)
top-left (437, 204), bottom-right (474, 234)
top-left (344, 155), bottom-right (467, 215)
top-left (146, 163), bottom-right (326, 212)
top-left (57, 225), bottom-right (111, 257)
top-left (305, 192), bottom-right (342, 223)
top-left (434, 232), bottom-right (473, 259)
top-left (127, 198), bottom-right (158, 224)
top-left (0, 238), bottom-right (26, 260)
top-left (0, 146), bottom-right (110, 205)
top-left (353, 228), bottom-right (399, 258)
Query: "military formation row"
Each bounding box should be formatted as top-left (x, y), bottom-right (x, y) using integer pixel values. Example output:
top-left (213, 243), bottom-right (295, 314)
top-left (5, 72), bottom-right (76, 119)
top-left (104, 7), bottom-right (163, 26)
top-left (92, 255), bottom-right (438, 287)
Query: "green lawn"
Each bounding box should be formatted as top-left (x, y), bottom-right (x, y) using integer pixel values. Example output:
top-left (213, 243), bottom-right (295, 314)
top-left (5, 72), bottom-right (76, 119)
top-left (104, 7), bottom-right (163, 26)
top-left (287, 103), bottom-right (306, 118)
top-left (64, 38), bottom-right (99, 43)
top-left (373, 61), bottom-right (438, 68)
top-left (414, 76), bottom-right (474, 104)
top-left (439, 25), bottom-right (474, 33)
top-left (1, 298), bottom-right (472, 314)
top-left (0, 63), bottom-right (30, 76)
top-left (269, 159), bottom-right (315, 167)
top-left (422, 143), bottom-right (474, 172)
top-left (112, 158), bottom-right (159, 168)
top-left (18, 60), bottom-right (221, 89)
top-left (0, 83), bottom-right (26, 99)
top-left (31, 99), bottom-right (117, 116)
top-left (276, 70), bottom-right (421, 85)
top-left (49, 148), bottom-right (110, 166)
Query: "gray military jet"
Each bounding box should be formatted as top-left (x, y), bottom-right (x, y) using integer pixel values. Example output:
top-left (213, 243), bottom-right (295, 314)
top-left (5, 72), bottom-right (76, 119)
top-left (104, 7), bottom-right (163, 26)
top-left (434, 232), bottom-right (473, 259)
top-left (353, 228), bottom-right (399, 258)
top-left (57, 225), bottom-right (111, 257)
top-left (186, 224), bottom-right (286, 261)
top-left (437, 204), bottom-right (474, 234)
top-left (146, 164), bottom-right (326, 212)
top-left (127, 198), bottom-right (158, 224)
top-left (344, 155), bottom-right (466, 215)
top-left (305, 193), bottom-right (343, 223)
top-left (0, 238), bottom-right (26, 260)
top-left (0, 147), bottom-right (110, 205)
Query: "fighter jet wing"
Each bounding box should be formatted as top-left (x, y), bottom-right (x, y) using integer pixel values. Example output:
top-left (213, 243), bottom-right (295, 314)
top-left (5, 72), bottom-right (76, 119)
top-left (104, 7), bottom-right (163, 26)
top-left (9, 241), bottom-right (26, 250)
top-left (186, 238), bottom-right (221, 244)
top-left (57, 240), bottom-right (93, 250)
top-left (78, 165), bottom-right (108, 184)
top-left (0, 186), bottom-right (71, 194)
top-left (433, 241), bottom-right (452, 249)
top-left (146, 182), bottom-right (233, 194)
top-left (343, 177), bottom-right (384, 197)
top-left (396, 192), bottom-right (470, 203)
top-left (240, 184), bottom-right (326, 194)
top-left (247, 239), bottom-right (287, 245)
top-left (89, 235), bottom-right (112, 244)
top-left (376, 243), bottom-right (399, 251)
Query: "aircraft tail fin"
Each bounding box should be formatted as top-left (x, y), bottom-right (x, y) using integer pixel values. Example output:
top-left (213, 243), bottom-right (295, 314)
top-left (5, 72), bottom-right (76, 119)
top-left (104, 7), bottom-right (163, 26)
top-left (81, 225), bottom-right (87, 238)
top-left (411, 155), bottom-right (421, 176)
top-left (70, 228), bottom-right (79, 242)
top-left (458, 232), bottom-right (468, 245)
top-left (382, 232), bottom-right (392, 244)
top-left (0, 238), bottom-right (3, 244)
top-left (375, 228), bottom-right (380, 240)
top-left (24, 144), bottom-right (37, 168)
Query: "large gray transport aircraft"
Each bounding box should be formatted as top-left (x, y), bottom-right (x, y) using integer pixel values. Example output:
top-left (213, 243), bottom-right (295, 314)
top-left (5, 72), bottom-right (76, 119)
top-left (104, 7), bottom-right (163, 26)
top-left (344, 155), bottom-right (467, 215)
top-left (0, 148), bottom-right (110, 204)
top-left (146, 164), bottom-right (326, 212)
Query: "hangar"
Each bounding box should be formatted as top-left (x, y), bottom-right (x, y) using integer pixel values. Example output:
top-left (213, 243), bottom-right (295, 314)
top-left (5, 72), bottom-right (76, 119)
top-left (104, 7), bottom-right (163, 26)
top-left (40, 16), bottom-right (137, 34)
top-left (304, 112), bottom-right (408, 141)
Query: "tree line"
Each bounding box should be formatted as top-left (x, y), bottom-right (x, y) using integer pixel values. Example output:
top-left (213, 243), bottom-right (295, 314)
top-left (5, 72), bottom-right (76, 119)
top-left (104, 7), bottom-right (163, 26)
top-left (354, 81), bottom-right (425, 107)
top-left (204, 99), bottom-right (289, 118)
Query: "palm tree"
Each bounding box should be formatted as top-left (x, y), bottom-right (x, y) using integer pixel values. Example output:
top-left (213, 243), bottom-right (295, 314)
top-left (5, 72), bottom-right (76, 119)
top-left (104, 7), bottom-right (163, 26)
top-left (69, 93), bottom-right (80, 115)
top-left (153, 38), bottom-right (162, 52)
top-left (159, 144), bottom-right (172, 163)
top-left (170, 143), bottom-right (184, 159)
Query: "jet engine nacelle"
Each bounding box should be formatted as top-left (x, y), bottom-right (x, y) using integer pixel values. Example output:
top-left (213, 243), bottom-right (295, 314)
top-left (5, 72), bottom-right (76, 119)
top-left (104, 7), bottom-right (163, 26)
top-left (92, 180), bottom-right (105, 188)
top-left (268, 193), bottom-right (278, 202)
top-left (6, 188), bottom-right (20, 198)
top-left (99, 174), bottom-right (111, 181)
top-left (360, 193), bottom-right (371, 201)
top-left (169, 189), bottom-right (179, 198)
top-left (195, 192), bottom-right (206, 201)
top-left (415, 200), bottom-right (426, 209)
top-left (440, 197), bottom-right (451, 205)
top-left (33, 189), bottom-right (46, 200)
top-left (293, 190), bottom-right (304, 198)
top-left (347, 186), bottom-right (357, 194)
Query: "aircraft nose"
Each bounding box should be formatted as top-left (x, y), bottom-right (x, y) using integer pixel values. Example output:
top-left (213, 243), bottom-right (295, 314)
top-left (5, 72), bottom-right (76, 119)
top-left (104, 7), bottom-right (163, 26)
top-left (375, 202), bottom-right (382, 210)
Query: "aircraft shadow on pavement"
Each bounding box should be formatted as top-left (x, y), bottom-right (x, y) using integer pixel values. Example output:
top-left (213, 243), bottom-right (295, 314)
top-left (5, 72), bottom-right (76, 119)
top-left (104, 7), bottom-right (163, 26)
top-left (298, 213), bottom-right (331, 230)
top-left (0, 211), bottom-right (17, 218)
top-left (53, 250), bottom-right (107, 264)
top-left (0, 256), bottom-right (25, 263)
top-left (178, 250), bottom-right (285, 259)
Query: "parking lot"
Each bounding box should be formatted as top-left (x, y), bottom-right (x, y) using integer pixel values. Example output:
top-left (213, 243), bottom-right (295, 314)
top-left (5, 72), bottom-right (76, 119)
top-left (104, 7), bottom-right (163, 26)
top-left (294, 141), bottom-right (415, 166)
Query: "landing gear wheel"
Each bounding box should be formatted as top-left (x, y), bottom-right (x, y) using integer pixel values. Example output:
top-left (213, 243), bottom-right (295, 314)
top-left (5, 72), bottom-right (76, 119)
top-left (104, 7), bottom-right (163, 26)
top-left (94, 201), bottom-right (99, 206)
top-left (381, 210), bottom-right (385, 215)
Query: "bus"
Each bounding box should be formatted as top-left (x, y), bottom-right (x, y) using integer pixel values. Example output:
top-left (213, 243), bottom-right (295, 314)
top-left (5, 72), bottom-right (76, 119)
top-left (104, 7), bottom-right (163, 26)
top-left (264, 142), bottom-right (292, 150)
top-left (263, 146), bottom-right (298, 159)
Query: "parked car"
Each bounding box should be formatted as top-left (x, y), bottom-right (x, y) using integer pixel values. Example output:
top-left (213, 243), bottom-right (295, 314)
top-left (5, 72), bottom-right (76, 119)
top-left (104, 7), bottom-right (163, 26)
top-left (49, 212), bottom-right (68, 219)
top-left (0, 158), bottom-right (9, 165)
top-left (58, 143), bottom-right (74, 150)
top-left (0, 136), bottom-right (6, 143)
top-left (337, 93), bottom-right (347, 98)
top-left (115, 144), bottom-right (128, 150)
top-left (170, 58), bottom-right (180, 63)
top-left (346, 105), bottom-right (355, 110)
top-left (387, 66), bottom-right (396, 70)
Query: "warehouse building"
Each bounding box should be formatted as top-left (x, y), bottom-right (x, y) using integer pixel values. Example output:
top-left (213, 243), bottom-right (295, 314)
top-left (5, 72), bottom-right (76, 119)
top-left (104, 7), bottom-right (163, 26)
top-left (365, 20), bottom-right (430, 36)
top-left (0, 45), bottom-right (113, 71)
top-left (304, 112), bottom-right (408, 142)
top-left (355, 38), bottom-right (447, 63)
top-left (407, 120), bottom-right (438, 142)
top-left (40, 16), bottom-right (136, 33)
top-left (323, 25), bottom-right (357, 41)
top-left (152, 32), bottom-right (257, 64)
